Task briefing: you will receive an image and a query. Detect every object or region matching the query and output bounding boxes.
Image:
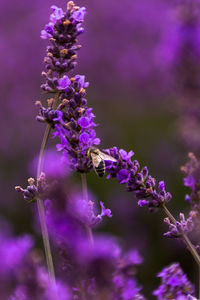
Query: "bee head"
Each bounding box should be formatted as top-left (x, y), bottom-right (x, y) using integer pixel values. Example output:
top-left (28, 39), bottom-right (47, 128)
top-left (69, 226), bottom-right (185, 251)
top-left (87, 147), bottom-right (99, 157)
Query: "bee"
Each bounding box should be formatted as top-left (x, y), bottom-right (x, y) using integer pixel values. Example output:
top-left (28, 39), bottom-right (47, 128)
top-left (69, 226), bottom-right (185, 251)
top-left (87, 147), bottom-right (117, 177)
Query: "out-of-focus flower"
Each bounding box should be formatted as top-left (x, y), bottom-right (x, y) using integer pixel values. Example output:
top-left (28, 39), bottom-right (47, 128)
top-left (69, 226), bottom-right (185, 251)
top-left (159, 0), bottom-right (200, 152)
top-left (0, 233), bottom-right (33, 277)
top-left (153, 263), bottom-right (195, 299)
top-left (181, 152), bottom-right (200, 208)
top-left (31, 149), bottom-right (70, 179)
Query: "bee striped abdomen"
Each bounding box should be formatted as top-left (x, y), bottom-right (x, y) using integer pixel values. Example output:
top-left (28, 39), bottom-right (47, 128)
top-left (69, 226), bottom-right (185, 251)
top-left (95, 160), bottom-right (105, 177)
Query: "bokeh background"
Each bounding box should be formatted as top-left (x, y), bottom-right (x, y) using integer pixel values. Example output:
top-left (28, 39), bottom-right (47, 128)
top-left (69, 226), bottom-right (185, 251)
top-left (1, 0), bottom-right (200, 298)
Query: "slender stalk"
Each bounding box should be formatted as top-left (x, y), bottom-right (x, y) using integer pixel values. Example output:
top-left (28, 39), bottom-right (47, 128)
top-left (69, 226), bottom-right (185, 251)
top-left (36, 123), bottom-right (55, 283)
top-left (162, 204), bottom-right (200, 266)
top-left (199, 266), bottom-right (200, 300)
top-left (36, 94), bottom-right (60, 283)
top-left (81, 173), bottom-right (94, 245)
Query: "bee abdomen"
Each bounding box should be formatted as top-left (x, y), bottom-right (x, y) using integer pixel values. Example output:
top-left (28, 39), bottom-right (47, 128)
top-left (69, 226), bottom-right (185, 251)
top-left (95, 160), bottom-right (105, 177)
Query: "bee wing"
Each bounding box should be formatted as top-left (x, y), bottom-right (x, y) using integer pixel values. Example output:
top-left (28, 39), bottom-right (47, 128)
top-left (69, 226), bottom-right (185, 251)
top-left (98, 151), bottom-right (117, 162)
top-left (91, 153), bottom-right (102, 167)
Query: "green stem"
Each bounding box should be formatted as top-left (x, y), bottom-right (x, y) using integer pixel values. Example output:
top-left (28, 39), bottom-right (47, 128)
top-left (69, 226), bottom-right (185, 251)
top-left (36, 94), bottom-right (60, 283)
top-left (81, 173), bottom-right (94, 246)
top-left (36, 124), bottom-right (55, 283)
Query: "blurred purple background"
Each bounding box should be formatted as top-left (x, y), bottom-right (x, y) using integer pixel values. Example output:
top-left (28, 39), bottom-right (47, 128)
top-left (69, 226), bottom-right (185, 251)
top-left (1, 0), bottom-right (200, 297)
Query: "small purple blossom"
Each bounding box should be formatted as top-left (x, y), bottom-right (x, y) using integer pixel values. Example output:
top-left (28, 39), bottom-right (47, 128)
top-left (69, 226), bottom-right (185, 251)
top-left (164, 211), bottom-right (198, 238)
top-left (40, 5), bottom-right (65, 39)
top-left (57, 75), bottom-right (71, 90)
top-left (119, 149), bottom-right (134, 161)
top-left (75, 75), bottom-right (89, 88)
top-left (15, 173), bottom-right (48, 202)
top-left (158, 181), bottom-right (165, 192)
top-left (121, 279), bottom-right (142, 300)
top-left (50, 5), bottom-right (65, 23)
top-left (78, 116), bottom-right (91, 128)
top-left (153, 263), bottom-right (195, 299)
top-left (72, 7), bottom-right (86, 22)
top-left (99, 201), bottom-right (112, 218)
top-left (117, 169), bottom-right (130, 184)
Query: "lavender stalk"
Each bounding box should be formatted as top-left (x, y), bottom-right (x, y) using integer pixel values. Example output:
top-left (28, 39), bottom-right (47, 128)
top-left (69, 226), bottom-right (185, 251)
top-left (81, 173), bottom-right (94, 245)
top-left (162, 204), bottom-right (200, 266)
top-left (36, 124), bottom-right (55, 282)
top-left (16, 1), bottom-right (89, 283)
top-left (162, 203), bottom-right (200, 299)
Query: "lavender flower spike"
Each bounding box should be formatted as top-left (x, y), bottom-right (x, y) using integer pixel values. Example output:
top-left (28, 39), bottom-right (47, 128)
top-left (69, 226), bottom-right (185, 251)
top-left (37, 1), bottom-right (100, 173)
top-left (104, 147), bottom-right (172, 210)
top-left (153, 263), bottom-right (195, 299)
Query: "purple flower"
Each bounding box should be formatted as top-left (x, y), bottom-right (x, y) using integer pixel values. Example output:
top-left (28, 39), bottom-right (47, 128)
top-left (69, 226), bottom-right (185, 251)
top-left (181, 153), bottom-right (200, 209)
top-left (122, 249), bottom-right (143, 266)
top-left (37, 2), bottom-right (101, 173)
top-left (158, 181), bottom-right (165, 192)
top-left (57, 75), bottom-right (71, 90)
top-left (153, 263), bottom-right (195, 299)
top-left (164, 211), bottom-right (197, 238)
top-left (41, 29), bottom-right (52, 40)
top-left (0, 234), bottom-right (33, 275)
top-left (105, 147), bottom-right (172, 210)
top-left (117, 169), bottom-right (130, 184)
top-left (184, 176), bottom-right (195, 189)
top-left (50, 5), bottom-right (65, 23)
top-left (15, 173), bottom-right (48, 202)
top-left (74, 75), bottom-right (89, 88)
top-left (79, 132), bottom-right (90, 144)
top-left (99, 201), bottom-right (112, 218)
top-left (78, 117), bottom-right (91, 128)
top-left (119, 149), bottom-right (134, 161)
top-left (121, 279), bottom-right (141, 299)
top-left (72, 7), bottom-right (86, 22)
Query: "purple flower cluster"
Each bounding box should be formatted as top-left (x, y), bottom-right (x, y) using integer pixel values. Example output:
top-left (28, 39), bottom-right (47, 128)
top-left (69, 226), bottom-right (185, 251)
top-left (163, 153), bottom-right (200, 246)
top-left (164, 211), bottom-right (197, 238)
top-left (28, 170), bottom-right (144, 299)
top-left (37, 2), bottom-right (100, 173)
top-left (14, 164), bottom-right (146, 299)
top-left (104, 147), bottom-right (172, 210)
top-left (15, 173), bottom-right (48, 203)
top-left (0, 227), bottom-right (72, 299)
top-left (0, 233), bottom-right (33, 277)
top-left (153, 263), bottom-right (195, 299)
top-left (46, 189), bottom-right (112, 232)
top-left (40, 2), bottom-right (86, 76)
top-left (181, 152), bottom-right (200, 209)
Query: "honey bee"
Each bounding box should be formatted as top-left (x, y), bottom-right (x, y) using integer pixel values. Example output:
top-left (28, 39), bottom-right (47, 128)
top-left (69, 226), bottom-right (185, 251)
top-left (87, 147), bottom-right (117, 177)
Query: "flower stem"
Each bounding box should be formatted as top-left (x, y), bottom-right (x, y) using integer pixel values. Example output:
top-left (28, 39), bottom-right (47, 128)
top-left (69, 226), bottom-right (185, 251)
top-left (162, 204), bottom-right (200, 267)
top-left (36, 124), bottom-right (55, 283)
top-left (199, 266), bottom-right (200, 300)
top-left (36, 94), bottom-right (60, 283)
top-left (81, 173), bottom-right (94, 245)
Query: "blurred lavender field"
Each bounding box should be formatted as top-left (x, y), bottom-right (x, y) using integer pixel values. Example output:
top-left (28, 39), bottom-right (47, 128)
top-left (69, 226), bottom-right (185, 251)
top-left (1, 0), bottom-right (200, 299)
